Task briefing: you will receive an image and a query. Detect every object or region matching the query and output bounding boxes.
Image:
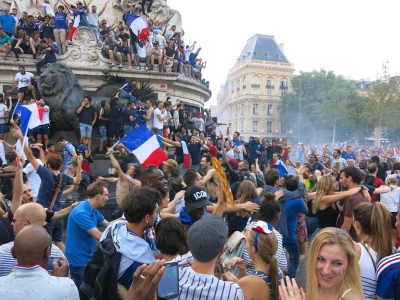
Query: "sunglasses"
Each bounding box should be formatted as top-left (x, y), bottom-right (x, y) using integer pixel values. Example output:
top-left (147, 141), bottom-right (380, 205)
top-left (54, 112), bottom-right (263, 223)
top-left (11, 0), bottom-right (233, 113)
top-left (249, 221), bottom-right (273, 252)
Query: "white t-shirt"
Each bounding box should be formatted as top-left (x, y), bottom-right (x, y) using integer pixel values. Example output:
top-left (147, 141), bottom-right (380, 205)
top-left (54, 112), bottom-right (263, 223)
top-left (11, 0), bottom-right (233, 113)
top-left (380, 187), bottom-right (400, 212)
top-left (43, 3), bottom-right (55, 17)
top-left (41, 105), bottom-right (50, 125)
top-left (23, 159), bottom-right (44, 197)
top-left (153, 108), bottom-right (167, 129)
top-left (191, 117), bottom-right (205, 132)
top-left (15, 72), bottom-right (34, 89)
top-left (87, 11), bottom-right (99, 26)
top-left (135, 42), bottom-right (148, 59)
top-left (0, 103), bottom-right (8, 125)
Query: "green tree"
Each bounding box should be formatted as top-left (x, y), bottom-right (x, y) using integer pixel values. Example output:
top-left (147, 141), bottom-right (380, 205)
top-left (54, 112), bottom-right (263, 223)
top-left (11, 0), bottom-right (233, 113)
top-left (280, 70), bottom-right (370, 144)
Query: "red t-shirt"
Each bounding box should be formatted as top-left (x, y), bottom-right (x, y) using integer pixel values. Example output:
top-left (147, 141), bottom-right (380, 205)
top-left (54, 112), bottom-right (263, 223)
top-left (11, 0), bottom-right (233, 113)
top-left (371, 177), bottom-right (384, 203)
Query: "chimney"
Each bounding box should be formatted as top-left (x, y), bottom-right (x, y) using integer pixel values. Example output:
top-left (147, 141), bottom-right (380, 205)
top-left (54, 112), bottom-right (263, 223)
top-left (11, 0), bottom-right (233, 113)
top-left (279, 43), bottom-right (285, 53)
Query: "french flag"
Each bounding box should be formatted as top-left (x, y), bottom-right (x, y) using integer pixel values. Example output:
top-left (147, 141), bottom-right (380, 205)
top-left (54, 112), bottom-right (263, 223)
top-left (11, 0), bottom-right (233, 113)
top-left (120, 126), bottom-right (167, 167)
top-left (128, 14), bottom-right (149, 43)
top-left (272, 159), bottom-right (288, 177)
top-left (180, 140), bottom-right (190, 169)
top-left (19, 103), bottom-right (42, 137)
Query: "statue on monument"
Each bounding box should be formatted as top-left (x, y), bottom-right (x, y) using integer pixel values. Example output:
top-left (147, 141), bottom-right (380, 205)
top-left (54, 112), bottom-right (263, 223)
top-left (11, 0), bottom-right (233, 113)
top-left (6, 0), bottom-right (183, 32)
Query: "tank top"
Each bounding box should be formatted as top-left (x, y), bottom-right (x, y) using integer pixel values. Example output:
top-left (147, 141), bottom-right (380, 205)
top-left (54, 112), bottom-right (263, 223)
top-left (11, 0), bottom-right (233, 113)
top-left (339, 289), bottom-right (352, 299)
top-left (358, 243), bottom-right (377, 300)
top-left (316, 205), bottom-right (339, 228)
top-left (252, 271), bottom-right (274, 300)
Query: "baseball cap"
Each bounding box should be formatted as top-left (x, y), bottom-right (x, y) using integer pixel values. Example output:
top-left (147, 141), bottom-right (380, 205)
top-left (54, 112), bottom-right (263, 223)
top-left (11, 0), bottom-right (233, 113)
top-left (187, 214), bottom-right (228, 262)
top-left (184, 186), bottom-right (212, 208)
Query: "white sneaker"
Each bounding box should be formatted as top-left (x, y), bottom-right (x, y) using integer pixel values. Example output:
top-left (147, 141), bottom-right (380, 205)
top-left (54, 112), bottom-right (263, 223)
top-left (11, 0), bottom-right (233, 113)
top-left (144, 67), bottom-right (149, 71)
top-left (118, 64), bottom-right (122, 69)
top-left (136, 66), bottom-right (141, 70)
top-left (109, 63), bottom-right (115, 68)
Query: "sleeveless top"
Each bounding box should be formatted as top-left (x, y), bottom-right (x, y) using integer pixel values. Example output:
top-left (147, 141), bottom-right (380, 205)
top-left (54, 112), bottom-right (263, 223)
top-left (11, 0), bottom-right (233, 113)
top-left (358, 243), bottom-right (377, 300)
top-left (252, 271), bottom-right (275, 300)
top-left (339, 289), bottom-right (352, 299)
top-left (316, 205), bottom-right (339, 228)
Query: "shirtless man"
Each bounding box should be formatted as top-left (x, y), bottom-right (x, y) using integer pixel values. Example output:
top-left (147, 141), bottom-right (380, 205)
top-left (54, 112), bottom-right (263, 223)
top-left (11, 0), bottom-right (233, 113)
top-left (99, 147), bottom-right (141, 207)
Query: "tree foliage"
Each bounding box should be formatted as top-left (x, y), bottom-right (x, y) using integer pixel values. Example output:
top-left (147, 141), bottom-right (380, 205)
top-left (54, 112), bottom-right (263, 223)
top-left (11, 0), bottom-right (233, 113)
top-left (279, 70), bottom-right (371, 144)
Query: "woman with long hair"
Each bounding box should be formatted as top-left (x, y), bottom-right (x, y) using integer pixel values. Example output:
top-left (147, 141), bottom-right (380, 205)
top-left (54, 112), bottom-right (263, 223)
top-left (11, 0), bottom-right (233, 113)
top-left (309, 174), bottom-right (362, 241)
top-left (223, 221), bottom-right (280, 300)
top-left (14, 33), bottom-right (36, 60)
top-left (227, 180), bottom-right (260, 235)
top-left (279, 227), bottom-right (363, 300)
top-left (353, 202), bottom-right (393, 300)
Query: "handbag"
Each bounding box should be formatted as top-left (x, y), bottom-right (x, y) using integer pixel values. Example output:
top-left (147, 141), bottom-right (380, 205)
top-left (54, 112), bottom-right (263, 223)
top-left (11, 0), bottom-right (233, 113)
top-left (48, 174), bottom-right (63, 212)
top-left (219, 231), bottom-right (246, 275)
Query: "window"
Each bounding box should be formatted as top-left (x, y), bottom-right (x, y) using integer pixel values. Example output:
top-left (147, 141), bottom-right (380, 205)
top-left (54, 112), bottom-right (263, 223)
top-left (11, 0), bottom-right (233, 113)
top-left (267, 90), bottom-right (272, 96)
top-left (280, 79), bottom-right (288, 90)
top-left (241, 120), bottom-right (243, 132)
top-left (243, 76), bottom-right (247, 89)
top-left (236, 79), bottom-right (240, 91)
top-left (277, 54), bottom-right (282, 60)
top-left (253, 104), bottom-right (258, 115)
top-left (266, 52), bottom-right (271, 59)
top-left (267, 105), bottom-right (273, 115)
top-left (251, 76), bottom-right (260, 89)
top-left (266, 78), bottom-right (274, 89)
top-left (253, 121), bottom-right (258, 132)
top-left (241, 104), bottom-right (244, 116)
top-left (281, 121), bottom-right (287, 133)
top-left (267, 121), bottom-right (272, 133)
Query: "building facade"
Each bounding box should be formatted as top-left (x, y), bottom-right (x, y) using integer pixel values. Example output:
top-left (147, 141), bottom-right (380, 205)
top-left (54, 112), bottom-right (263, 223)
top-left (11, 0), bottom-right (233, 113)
top-left (216, 34), bottom-right (294, 139)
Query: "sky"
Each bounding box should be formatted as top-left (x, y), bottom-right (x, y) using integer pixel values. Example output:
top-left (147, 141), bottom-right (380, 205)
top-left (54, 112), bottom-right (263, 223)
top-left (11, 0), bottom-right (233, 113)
top-left (168, 0), bottom-right (400, 107)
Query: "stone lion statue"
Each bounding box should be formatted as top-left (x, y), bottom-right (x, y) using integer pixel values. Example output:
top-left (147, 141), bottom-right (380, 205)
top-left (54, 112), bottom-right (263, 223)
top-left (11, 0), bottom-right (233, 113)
top-left (37, 63), bottom-right (84, 133)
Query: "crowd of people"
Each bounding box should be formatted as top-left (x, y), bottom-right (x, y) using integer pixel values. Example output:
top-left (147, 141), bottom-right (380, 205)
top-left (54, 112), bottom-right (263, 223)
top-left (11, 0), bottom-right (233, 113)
top-left (0, 70), bottom-right (399, 299)
top-left (0, 1), bottom-right (209, 86)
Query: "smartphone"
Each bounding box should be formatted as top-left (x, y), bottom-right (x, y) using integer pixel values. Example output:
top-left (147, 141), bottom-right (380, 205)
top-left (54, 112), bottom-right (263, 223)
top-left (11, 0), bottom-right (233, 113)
top-left (157, 261), bottom-right (179, 299)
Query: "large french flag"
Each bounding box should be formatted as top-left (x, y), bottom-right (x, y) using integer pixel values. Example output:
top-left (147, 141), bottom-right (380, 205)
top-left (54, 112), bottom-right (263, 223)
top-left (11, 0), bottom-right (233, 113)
top-left (272, 159), bottom-right (288, 178)
top-left (19, 103), bottom-right (42, 137)
top-left (120, 126), bottom-right (167, 167)
top-left (180, 140), bottom-right (190, 169)
top-left (128, 14), bottom-right (148, 42)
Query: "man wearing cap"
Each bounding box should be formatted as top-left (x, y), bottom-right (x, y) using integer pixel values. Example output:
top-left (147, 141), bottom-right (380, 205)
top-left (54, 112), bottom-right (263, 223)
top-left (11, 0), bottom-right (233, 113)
top-left (116, 37), bottom-right (132, 70)
top-left (179, 214), bottom-right (244, 299)
top-left (0, 6), bottom-right (16, 37)
top-left (150, 40), bottom-right (162, 70)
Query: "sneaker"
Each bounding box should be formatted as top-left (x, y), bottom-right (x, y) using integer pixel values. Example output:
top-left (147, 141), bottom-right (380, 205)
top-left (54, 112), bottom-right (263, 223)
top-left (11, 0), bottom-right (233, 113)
top-left (136, 66), bottom-right (141, 70)
top-left (144, 67), bottom-right (149, 71)
top-left (109, 63), bottom-right (115, 68)
top-left (118, 64), bottom-right (122, 69)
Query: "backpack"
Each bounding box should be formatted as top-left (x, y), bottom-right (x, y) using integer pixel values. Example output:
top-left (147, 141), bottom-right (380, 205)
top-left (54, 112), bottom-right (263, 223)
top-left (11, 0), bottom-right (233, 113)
top-left (79, 231), bottom-right (121, 300)
top-left (219, 230), bottom-right (246, 276)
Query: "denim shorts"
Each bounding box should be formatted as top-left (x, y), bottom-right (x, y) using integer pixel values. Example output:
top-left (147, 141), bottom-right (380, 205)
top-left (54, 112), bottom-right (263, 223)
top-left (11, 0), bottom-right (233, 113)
top-left (79, 123), bottom-right (93, 138)
top-left (99, 125), bottom-right (107, 140)
top-left (38, 123), bottom-right (50, 135)
top-left (0, 123), bottom-right (6, 135)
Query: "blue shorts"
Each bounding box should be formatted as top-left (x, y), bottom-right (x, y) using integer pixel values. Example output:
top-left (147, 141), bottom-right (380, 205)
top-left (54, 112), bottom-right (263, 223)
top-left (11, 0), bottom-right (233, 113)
top-left (123, 125), bottom-right (134, 135)
top-left (0, 123), bottom-right (6, 135)
top-left (37, 123), bottom-right (50, 135)
top-left (99, 125), bottom-right (107, 140)
top-left (44, 218), bottom-right (63, 242)
top-left (79, 123), bottom-right (93, 138)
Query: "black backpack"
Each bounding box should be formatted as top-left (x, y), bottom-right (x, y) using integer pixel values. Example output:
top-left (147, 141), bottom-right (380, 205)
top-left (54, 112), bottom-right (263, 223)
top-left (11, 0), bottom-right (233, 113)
top-left (79, 231), bottom-right (121, 300)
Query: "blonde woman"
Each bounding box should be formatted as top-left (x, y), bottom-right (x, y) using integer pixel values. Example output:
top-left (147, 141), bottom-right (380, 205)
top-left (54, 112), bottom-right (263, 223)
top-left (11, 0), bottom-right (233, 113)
top-left (223, 221), bottom-right (280, 300)
top-left (227, 180), bottom-right (260, 235)
top-left (279, 227), bottom-right (363, 300)
top-left (309, 174), bottom-right (362, 241)
top-left (353, 202), bottom-right (393, 300)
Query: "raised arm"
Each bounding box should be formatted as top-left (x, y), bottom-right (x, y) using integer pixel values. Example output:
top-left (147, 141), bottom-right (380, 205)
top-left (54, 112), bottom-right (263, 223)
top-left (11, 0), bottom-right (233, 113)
top-left (10, 153), bottom-right (25, 214)
top-left (98, 0), bottom-right (109, 16)
top-left (159, 136), bottom-right (181, 147)
top-left (72, 156), bottom-right (83, 185)
top-left (107, 147), bottom-right (128, 181)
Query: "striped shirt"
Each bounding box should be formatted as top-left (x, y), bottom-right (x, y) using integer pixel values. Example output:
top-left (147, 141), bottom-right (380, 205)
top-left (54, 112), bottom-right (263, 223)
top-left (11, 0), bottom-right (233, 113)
top-left (176, 266), bottom-right (244, 300)
top-left (0, 241), bottom-right (64, 277)
top-left (243, 228), bottom-right (287, 273)
top-left (376, 251), bottom-right (400, 299)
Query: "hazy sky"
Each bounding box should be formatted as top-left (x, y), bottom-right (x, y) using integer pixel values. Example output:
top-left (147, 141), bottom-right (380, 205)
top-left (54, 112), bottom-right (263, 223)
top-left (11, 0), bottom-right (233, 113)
top-left (168, 0), bottom-right (400, 106)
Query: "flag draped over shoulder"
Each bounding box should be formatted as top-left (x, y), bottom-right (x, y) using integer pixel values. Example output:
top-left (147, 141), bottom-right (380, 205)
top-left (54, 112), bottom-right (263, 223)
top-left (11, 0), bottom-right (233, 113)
top-left (120, 126), bottom-right (167, 167)
top-left (19, 103), bottom-right (42, 137)
top-left (180, 140), bottom-right (190, 169)
top-left (272, 159), bottom-right (288, 177)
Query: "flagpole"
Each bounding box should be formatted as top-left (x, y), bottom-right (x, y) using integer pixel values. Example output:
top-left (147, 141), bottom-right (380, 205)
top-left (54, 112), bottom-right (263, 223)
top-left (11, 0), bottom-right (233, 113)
top-left (110, 140), bottom-right (120, 149)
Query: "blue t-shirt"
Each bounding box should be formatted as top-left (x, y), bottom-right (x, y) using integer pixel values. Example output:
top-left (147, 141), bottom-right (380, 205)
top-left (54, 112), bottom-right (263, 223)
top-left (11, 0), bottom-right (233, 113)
top-left (245, 140), bottom-right (265, 161)
top-left (282, 198), bottom-right (307, 244)
top-left (121, 82), bottom-right (132, 93)
top-left (376, 251), bottom-right (400, 299)
top-left (0, 14), bottom-right (16, 34)
top-left (65, 200), bottom-right (105, 267)
top-left (63, 142), bottom-right (76, 171)
top-left (122, 108), bottom-right (135, 126)
top-left (36, 165), bottom-right (74, 211)
top-left (54, 12), bottom-right (68, 29)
